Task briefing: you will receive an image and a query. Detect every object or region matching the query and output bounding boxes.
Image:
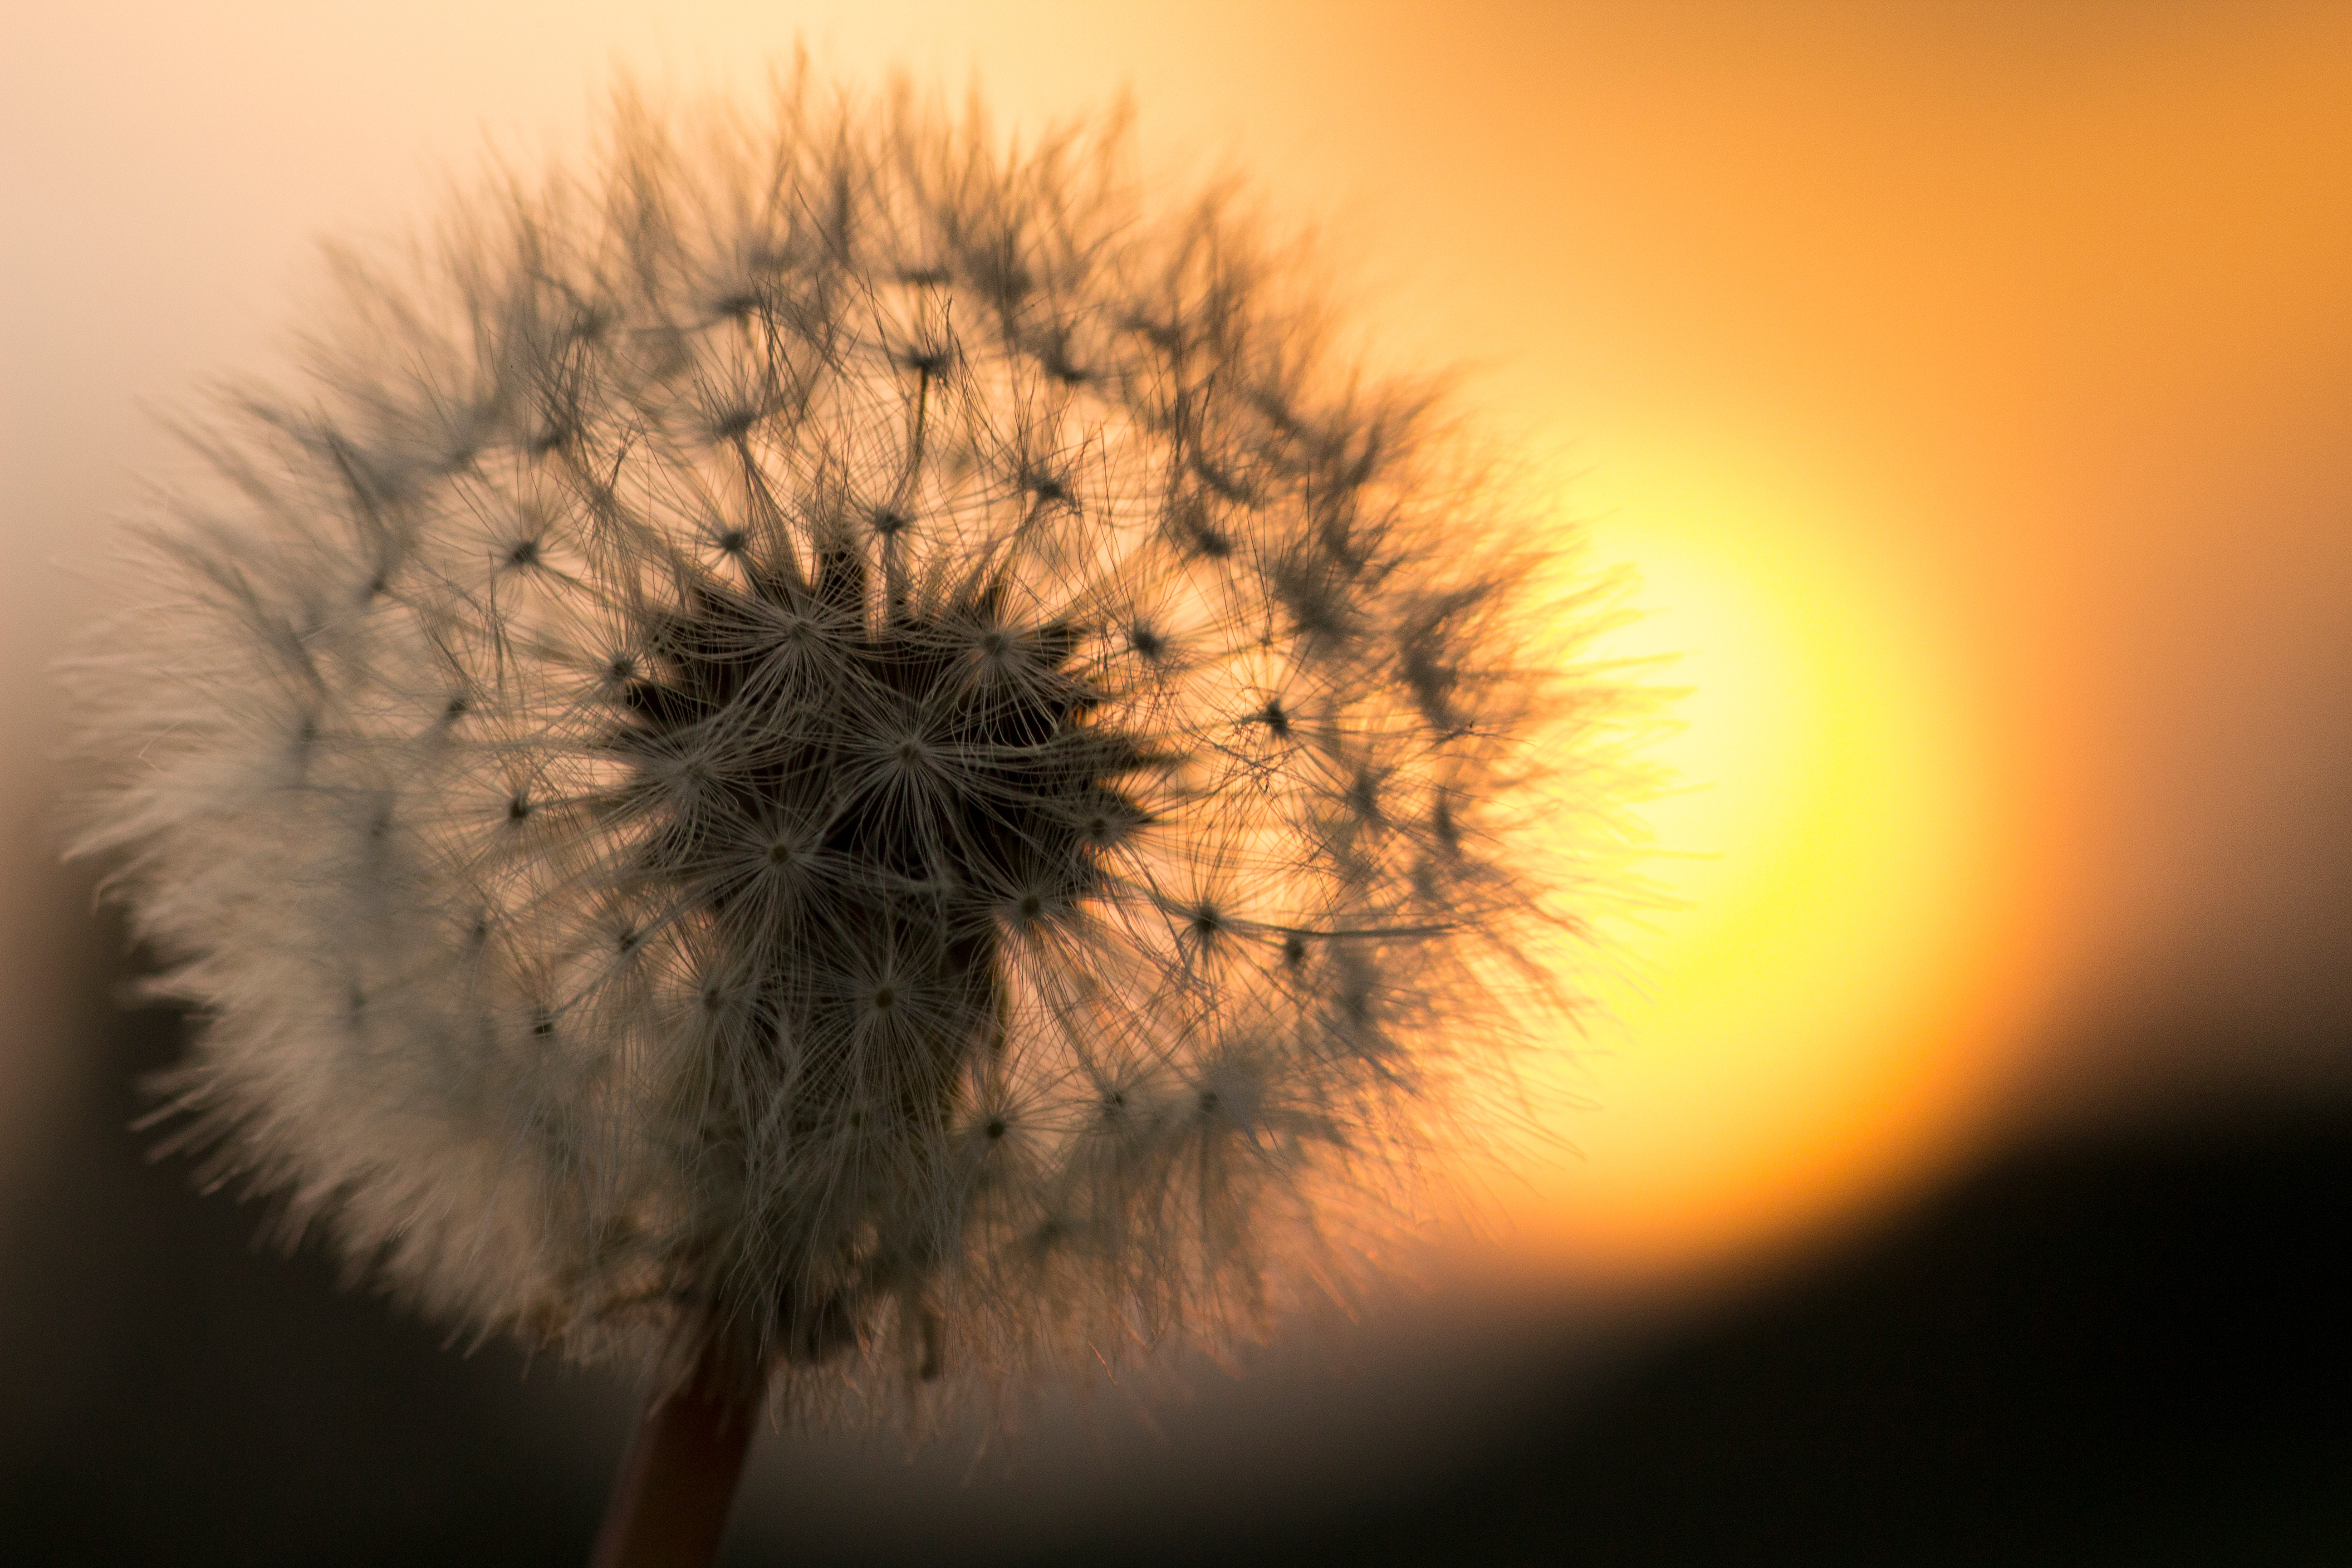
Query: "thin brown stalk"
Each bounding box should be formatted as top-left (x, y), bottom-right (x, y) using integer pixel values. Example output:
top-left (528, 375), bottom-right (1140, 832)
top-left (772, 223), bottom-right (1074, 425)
top-left (589, 1336), bottom-right (767, 1568)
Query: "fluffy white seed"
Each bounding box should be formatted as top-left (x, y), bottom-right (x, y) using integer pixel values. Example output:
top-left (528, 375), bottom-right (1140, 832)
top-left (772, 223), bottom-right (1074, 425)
top-left (67, 79), bottom-right (1626, 1427)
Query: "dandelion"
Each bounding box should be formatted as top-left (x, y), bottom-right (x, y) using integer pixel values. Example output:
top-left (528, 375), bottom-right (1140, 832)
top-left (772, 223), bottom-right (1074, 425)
top-left (69, 75), bottom-right (1633, 1564)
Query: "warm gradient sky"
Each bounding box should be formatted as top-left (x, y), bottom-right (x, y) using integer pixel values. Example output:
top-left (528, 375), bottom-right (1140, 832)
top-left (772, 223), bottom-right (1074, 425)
top-left (5, 0), bottom-right (2351, 1298)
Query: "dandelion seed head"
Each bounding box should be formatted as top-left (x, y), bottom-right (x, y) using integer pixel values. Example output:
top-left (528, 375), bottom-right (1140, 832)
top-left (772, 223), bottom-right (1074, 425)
top-left (66, 75), bottom-right (1638, 1428)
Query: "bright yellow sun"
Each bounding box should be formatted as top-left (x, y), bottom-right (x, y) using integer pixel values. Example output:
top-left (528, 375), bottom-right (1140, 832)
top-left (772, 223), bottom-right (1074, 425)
top-left (1490, 439), bottom-right (2041, 1284)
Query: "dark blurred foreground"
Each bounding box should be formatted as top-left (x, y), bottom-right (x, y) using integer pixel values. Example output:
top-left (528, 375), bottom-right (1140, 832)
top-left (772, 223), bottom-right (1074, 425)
top-left (3, 939), bottom-right (2347, 1566)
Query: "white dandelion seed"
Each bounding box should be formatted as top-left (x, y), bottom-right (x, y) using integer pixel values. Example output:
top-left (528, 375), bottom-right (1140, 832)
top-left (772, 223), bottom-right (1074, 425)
top-left (66, 74), bottom-right (1641, 1562)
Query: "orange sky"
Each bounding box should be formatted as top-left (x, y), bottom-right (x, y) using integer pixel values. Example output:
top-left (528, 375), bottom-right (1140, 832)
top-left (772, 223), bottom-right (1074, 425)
top-left (6, 1), bottom-right (2352, 1288)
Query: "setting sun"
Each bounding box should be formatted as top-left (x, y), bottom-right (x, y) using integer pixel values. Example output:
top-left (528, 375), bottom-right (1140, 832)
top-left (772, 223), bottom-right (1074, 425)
top-left (1501, 437), bottom-right (2036, 1278)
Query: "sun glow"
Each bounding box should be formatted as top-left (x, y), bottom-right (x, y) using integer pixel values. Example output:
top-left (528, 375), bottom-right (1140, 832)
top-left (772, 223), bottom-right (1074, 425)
top-left (1499, 442), bottom-right (2035, 1281)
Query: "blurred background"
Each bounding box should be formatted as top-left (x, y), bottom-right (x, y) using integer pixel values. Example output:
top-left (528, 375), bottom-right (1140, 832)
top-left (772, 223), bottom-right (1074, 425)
top-left (4, 2), bottom-right (2349, 1562)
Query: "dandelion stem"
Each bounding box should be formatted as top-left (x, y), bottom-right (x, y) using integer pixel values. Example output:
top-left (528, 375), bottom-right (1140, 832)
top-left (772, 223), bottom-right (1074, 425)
top-left (588, 1335), bottom-right (766, 1568)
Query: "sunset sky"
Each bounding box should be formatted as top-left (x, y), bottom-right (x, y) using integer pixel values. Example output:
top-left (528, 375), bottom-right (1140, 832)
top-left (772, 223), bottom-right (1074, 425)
top-left (6, 0), bottom-right (2351, 1297)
